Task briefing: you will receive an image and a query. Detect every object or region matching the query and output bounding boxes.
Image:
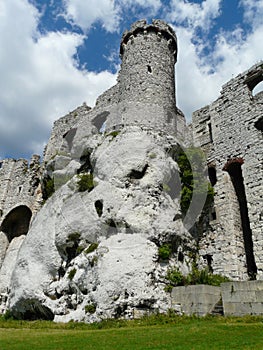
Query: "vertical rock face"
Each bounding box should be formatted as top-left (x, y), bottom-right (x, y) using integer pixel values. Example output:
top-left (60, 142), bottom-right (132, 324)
top-left (192, 62), bottom-right (263, 281)
top-left (3, 20), bottom-right (195, 322)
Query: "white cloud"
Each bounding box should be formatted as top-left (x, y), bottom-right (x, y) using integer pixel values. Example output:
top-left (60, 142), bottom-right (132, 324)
top-left (174, 27), bottom-right (222, 119)
top-left (240, 0), bottom-right (263, 29)
top-left (63, 0), bottom-right (120, 33)
top-left (118, 0), bottom-right (161, 12)
top-left (168, 0), bottom-right (222, 32)
top-left (165, 0), bottom-right (263, 120)
top-left (63, 0), bottom-right (162, 33)
top-left (0, 0), bottom-right (116, 158)
top-left (1, 0), bottom-right (262, 159)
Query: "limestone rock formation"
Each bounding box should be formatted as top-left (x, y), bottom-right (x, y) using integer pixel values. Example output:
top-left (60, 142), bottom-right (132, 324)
top-left (8, 115), bottom-right (194, 322)
top-left (1, 20), bottom-right (195, 321)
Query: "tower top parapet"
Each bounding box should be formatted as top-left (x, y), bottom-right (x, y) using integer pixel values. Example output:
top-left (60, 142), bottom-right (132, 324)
top-left (120, 19), bottom-right (177, 62)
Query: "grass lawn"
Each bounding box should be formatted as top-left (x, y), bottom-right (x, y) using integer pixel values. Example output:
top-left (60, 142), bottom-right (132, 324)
top-left (0, 314), bottom-right (263, 350)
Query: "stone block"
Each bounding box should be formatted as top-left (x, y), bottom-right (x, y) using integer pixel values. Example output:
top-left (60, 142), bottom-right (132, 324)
top-left (171, 285), bottom-right (221, 316)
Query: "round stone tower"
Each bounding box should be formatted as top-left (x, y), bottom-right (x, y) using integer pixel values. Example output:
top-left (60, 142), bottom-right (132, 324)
top-left (109, 19), bottom-right (179, 134)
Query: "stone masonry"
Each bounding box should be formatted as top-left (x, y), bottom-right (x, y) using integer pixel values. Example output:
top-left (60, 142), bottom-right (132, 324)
top-left (0, 19), bottom-right (262, 320)
top-left (192, 62), bottom-right (263, 280)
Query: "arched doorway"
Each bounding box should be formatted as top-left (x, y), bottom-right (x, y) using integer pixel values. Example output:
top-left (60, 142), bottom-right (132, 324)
top-left (223, 158), bottom-right (257, 279)
top-left (1, 206), bottom-right (32, 243)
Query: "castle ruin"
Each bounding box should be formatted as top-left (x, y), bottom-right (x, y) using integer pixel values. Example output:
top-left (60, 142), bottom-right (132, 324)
top-left (0, 20), bottom-right (262, 321)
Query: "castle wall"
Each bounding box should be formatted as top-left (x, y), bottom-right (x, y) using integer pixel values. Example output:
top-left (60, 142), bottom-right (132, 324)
top-left (0, 155), bottom-right (42, 291)
top-left (0, 155), bottom-right (42, 220)
top-left (193, 62), bottom-right (263, 280)
top-left (44, 103), bottom-right (92, 163)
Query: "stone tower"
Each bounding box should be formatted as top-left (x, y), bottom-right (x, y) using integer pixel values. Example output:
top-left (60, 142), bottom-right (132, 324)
top-left (105, 20), bottom-right (186, 137)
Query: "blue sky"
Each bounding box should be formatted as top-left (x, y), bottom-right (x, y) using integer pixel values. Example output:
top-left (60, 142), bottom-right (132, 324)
top-left (0, 0), bottom-right (262, 159)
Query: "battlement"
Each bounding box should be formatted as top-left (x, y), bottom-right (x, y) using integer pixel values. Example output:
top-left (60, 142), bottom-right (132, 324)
top-left (120, 19), bottom-right (177, 61)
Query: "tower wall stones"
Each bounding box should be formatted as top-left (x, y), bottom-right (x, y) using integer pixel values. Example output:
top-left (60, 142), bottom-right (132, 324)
top-left (193, 61), bottom-right (263, 280)
top-left (103, 20), bottom-right (186, 138)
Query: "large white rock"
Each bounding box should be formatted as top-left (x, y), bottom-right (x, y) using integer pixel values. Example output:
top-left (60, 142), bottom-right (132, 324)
top-left (0, 232), bottom-right (9, 270)
top-left (0, 236), bottom-right (25, 294)
top-left (7, 128), bottom-right (193, 321)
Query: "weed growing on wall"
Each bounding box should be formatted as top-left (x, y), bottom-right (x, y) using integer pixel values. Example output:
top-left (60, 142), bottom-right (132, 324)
top-left (176, 147), bottom-right (214, 217)
top-left (165, 266), bottom-right (230, 292)
top-left (77, 173), bottom-right (95, 192)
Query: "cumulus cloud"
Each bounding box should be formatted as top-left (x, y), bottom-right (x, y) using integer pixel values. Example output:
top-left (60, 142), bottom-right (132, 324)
top-left (240, 0), bottom-right (263, 28)
top-left (63, 0), bottom-right (120, 33)
top-left (63, 0), bottom-right (162, 33)
top-left (1, 0), bottom-right (263, 159)
top-left (167, 0), bottom-right (222, 32)
top-left (166, 0), bottom-right (263, 119)
top-left (0, 0), bottom-right (116, 159)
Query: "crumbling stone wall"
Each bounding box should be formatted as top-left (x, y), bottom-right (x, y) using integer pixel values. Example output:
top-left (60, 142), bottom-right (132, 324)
top-left (0, 155), bottom-right (42, 221)
top-left (44, 103), bottom-right (92, 162)
top-left (0, 155), bottom-right (42, 303)
top-left (193, 62), bottom-right (263, 280)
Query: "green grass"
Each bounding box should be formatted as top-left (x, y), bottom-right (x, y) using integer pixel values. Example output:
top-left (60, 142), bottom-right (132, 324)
top-left (0, 315), bottom-right (263, 350)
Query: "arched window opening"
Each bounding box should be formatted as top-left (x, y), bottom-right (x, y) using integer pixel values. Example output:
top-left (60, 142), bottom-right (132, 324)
top-left (246, 72), bottom-right (263, 96)
top-left (63, 128), bottom-right (77, 151)
top-left (208, 166), bottom-right (217, 186)
top-left (223, 158), bottom-right (257, 279)
top-left (255, 116), bottom-right (263, 131)
top-left (1, 206), bottom-right (32, 242)
top-left (92, 111), bottom-right (110, 132)
top-left (252, 80), bottom-right (263, 97)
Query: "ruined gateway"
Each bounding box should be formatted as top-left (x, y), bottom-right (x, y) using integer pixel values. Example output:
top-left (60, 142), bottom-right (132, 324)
top-left (0, 20), bottom-right (262, 322)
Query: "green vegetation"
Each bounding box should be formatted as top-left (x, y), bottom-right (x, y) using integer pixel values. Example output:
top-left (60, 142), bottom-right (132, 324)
top-left (85, 242), bottom-right (99, 254)
top-left (85, 303), bottom-right (96, 314)
top-left (77, 173), bottom-right (95, 192)
top-left (67, 232), bottom-right (81, 242)
top-left (106, 130), bottom-right (120, 139)
top-left (162, 183), bottom-right (171, 193)
top-left (148, 152), bottom-right (157, 159)
top-left (158, 244), bottom-right (172, 260)
top-left (165, 266), bottom-right (230, 292)
top-left (0, 314), bottom-right (263, 350)
top-left (90, 255), bottom-right (99, 267)
top-left (42, 177), bottom-right (55, 200)
top-left (76, 245), bottom-right (85, 254)
top-left (176, 147), bottom-right (214, 217)
top-left (68, 268), bottom-right (76, 280)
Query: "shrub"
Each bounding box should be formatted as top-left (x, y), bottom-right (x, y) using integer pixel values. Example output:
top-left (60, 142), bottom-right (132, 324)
top-left (176, 147), bottom-right (214, 217)
top-left (106, 131), bottom-right (119, 139)
top-left (2, 310), bottom-right (14, 320)
top-left (165, 266), bottom-right (230, 292)
top-left (42, 177), bottom-right (55, 200)
top-left (68, 268), bottom-right (76, 280)
top-left (67, 232), bottom-right (81, 242)
top-left (166, 268), bottom-right (186, 288)
top-left (85, 303), bottom-right (96, 314)
top-left (77, 173), bottom-right (95, 192)
top-left (158, 244), bottom-right (172, 260)
top-left (76, 246), bottom-right (85, 254)
top-left (85, 243), bottom-right (99, 254)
